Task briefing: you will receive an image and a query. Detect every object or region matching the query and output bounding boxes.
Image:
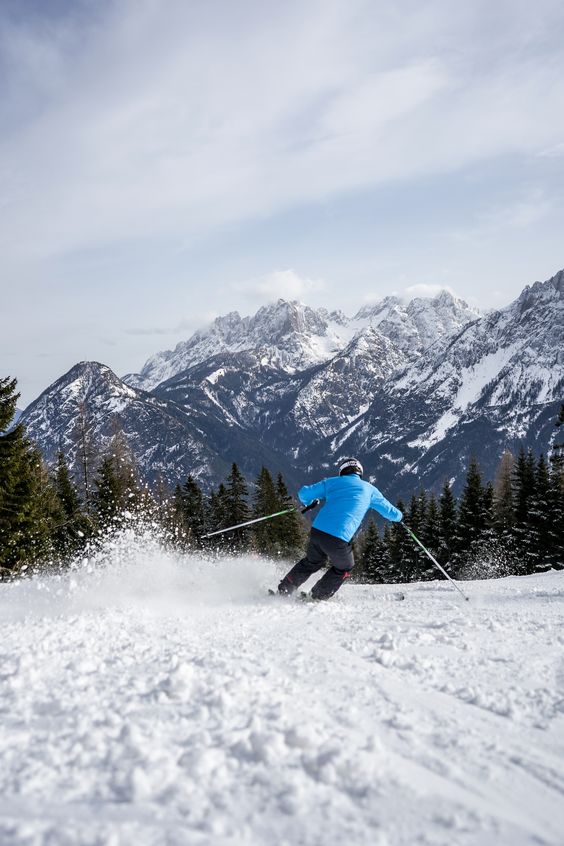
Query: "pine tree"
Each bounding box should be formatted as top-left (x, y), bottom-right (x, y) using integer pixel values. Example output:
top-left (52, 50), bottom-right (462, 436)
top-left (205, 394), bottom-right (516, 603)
top-left (55, 452), bottom-right (80, 516)
top-left (358, 520), bottom-right (390, 583)
top-left (51, 452), bottom-right (91, 558)
top-left (438, 481), bottom-right (457, 568)
top-left (528, 454), bottom-right (553, 572)
top-left (0, 376), bottom-right (18, 431)
top-left (0, 378), bottom-right (54, 574)
top-left (458, 458), bottom-right (486, 539)
top-left (109, 426), bottom-right (141, 507)
top-left (381, 524), bottom-right (396, 582)
top-left (512, 446), bottom-right (537, 573)
top-left (72, 401), bottom-right (96, 508)
top-left (454, 457), bottom-right (488, 574)
top-left (483, 481), bottom-right (495, 542)
top-left (547, 405), bottom-right (564, 570)
top-left (207, 483), bottom-right (230, 550)
top-left (387, 498), bottom-right (411, 582)
top-left (422, 493), bottom-right (439, 547)
top-left (177, 475), bottom-right (206, 548)
top-left (404, 494), bottom-right (426, 581)
top-left (94, 455), bottom-right (124, 525)
top-left (35, 459), bottom-right (68, 558)
top-left (93, 433), bottom-right (140, 526)
top-left (275, 473), bottom-right (304, 558)
top-left (493, 450), bottom-right (515, 547)
top-left (224, 463), bottom-right (250, 552)
top-left (549, 404), bottom-right (564, 479)
top-left (420, 493), bottom-right (440, 580)
top-left (547, 461), bottom-right (564, 571)
top-left (252, 467), bottom-right (281, 556)
top-left (150, 473), bottom-right (174, 536)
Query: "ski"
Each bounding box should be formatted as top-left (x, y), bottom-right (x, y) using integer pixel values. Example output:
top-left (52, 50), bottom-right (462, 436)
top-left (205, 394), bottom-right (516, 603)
top-left (268, 588), bottom-right (405, 601)
top-left (266, 588), bottom-right (316, 601)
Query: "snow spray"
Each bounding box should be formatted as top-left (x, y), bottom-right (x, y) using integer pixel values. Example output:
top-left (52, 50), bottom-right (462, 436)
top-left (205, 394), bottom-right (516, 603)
top-left (0, 518), bottom-right (281, 623)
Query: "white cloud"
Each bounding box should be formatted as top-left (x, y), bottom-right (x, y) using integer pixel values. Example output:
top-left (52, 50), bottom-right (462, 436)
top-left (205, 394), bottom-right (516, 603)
top-left (234, 270), bottom-right (325, 302)
top-left (537, 142), bottom-right (564, 158)
top-left (360, 290), bottom-right (401, 305)
top-left (124, 312), bottom-right (218, 337)
top-left (404, 283), bottom-right (456, 298)
top-left (483, 194), bottom-right (553, 230)
top-left (1, 0), bottom-right (564, 264)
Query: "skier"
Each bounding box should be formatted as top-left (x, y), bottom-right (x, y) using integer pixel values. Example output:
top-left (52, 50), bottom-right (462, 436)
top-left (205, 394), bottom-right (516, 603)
top-left (278, 458), bottom-right (402, 600)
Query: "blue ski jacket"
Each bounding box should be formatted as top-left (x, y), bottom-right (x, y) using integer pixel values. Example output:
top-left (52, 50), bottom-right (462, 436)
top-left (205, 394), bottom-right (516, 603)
top-left (298, 474), bottom-right (402, 542)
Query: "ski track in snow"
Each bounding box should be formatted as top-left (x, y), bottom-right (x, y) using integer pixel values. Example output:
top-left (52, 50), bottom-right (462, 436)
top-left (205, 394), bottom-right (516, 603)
top-left (1, 533), bottom-right (563, 846)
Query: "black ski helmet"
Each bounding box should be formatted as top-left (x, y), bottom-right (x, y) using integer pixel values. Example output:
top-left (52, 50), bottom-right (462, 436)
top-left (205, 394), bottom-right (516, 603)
top-left (339, 457), bottom-right (363, 477)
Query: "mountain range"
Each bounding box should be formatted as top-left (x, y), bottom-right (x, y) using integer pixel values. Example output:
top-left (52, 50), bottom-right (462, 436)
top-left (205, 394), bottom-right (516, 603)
top-left (19, 269), bottom-right (563, 497)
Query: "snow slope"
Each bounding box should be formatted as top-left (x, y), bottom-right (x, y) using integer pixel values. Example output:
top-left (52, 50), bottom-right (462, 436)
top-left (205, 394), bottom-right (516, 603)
top-left (1, 532), bottom-right (563, 846)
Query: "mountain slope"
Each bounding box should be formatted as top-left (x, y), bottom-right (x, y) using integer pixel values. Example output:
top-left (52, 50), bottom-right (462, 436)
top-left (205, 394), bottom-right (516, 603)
top-left (329, 270), bottom-right (564, 492)
top-left (139, 291), bottom-right (479, 459)
top-left (19, 362), bottom-right (229, 488)
top-left (20, 361), bottom-right (300, 490)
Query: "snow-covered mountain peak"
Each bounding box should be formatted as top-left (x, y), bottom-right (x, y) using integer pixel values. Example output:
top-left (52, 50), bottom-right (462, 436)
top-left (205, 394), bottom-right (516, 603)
top-left (125, 288), bottom-right (482, 392)
top-left (513, 268), bottom-right (564, 317)
top-left (23, 361), bottom-right (143, 432)
top-left (351, 290), bottom-right (480, 357)
top-left (246, 299), bottom-right (329, 342)
top-left (19, 361), bottom-right (231, 487)
top-left (125, 300), bottom-right (352, 390)
top-left (354, 295), bottom-right (403, 321)
top-left (373, 270), bottom-right (564, 469)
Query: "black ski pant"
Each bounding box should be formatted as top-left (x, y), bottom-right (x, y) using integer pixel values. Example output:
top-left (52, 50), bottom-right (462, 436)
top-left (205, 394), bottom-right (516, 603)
top-left (278, 527), bottom-right (355, 600)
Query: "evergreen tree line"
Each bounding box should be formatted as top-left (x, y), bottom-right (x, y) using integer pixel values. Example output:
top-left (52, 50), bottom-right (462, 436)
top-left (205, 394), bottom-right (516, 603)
top-left (0, 377), bottom-right (305, 577)
top-left (171, 464), bottom-right (305, 557)
top-left (2, 374), bottom-right (562, 581)
top-left (358, 439), bottom-right (564, 583)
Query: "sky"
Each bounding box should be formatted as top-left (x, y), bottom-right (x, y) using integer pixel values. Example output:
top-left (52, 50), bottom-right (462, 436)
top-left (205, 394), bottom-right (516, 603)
top-left (1, 0), bottom-right (564, 407)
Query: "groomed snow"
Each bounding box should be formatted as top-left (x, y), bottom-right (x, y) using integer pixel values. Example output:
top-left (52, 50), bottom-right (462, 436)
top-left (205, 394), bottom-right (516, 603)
top-left (1, 530), bottom-right (563, 846)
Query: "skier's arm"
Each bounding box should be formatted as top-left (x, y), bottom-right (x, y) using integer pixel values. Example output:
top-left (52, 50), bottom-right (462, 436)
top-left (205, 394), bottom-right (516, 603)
top-left (370, 486), bottom-right (403, 522)
top-left (298, 479), bottom-right (326, 507)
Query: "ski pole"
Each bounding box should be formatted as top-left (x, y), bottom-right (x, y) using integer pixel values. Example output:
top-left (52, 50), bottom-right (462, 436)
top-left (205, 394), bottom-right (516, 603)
top-left (402, 523), bottom-right (470, 602)
top-left (202, 500), bottom-right (319, 539)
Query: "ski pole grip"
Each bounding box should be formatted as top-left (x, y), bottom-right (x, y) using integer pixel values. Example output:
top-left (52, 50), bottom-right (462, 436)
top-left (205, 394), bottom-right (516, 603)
top-left (301, 499), bottom-right (320, 514)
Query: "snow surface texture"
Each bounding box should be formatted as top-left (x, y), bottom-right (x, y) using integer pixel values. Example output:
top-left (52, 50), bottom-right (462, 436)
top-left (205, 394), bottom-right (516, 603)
top-left (1, 530), bottom-right (564, 846)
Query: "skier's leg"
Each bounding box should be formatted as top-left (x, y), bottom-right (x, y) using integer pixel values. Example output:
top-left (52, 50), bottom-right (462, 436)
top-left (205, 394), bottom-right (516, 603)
top-left (311, 566), bottom-right (352, 600)
top-left (309, 531), bottom-right (355, 600)
top-left (278, 533), bottom-right (327, 594)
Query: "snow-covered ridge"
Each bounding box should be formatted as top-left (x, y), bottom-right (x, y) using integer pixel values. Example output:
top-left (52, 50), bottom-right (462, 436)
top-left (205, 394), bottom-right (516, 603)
top-left (338, 269), bottom-right (564, 488)
top-left (18, 269), bottom-right (563, 494)
top-left (19, 361), bottom-right (230, 487)
top-left (125, 291), bottom-right (480, 392)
